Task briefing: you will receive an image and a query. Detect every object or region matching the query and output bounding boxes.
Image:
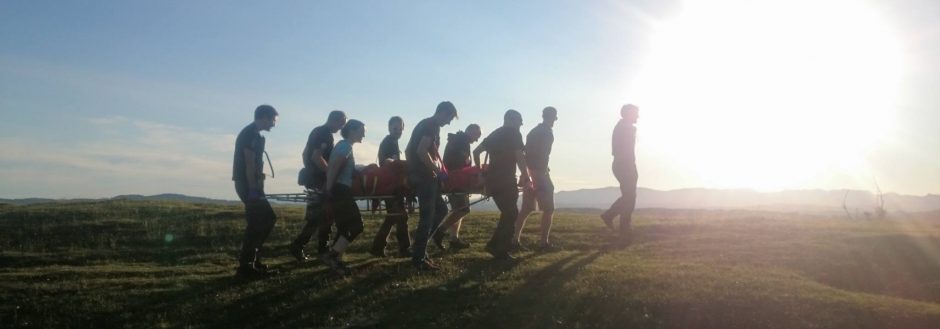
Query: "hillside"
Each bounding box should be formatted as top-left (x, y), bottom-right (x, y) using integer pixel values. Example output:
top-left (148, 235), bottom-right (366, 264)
top-left (1, 201), bottom-right (940, 328)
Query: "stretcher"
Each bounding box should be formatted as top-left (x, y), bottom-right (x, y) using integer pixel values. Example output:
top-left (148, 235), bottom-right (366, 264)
top-left (264, 190), bottom-right (491, 215)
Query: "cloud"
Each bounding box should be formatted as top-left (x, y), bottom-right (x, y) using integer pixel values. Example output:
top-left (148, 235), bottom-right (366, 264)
top-left (0, 116), bottom-right (241, 198)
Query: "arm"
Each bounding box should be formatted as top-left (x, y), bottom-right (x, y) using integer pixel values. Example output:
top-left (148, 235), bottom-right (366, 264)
top-left (325, 153), bottom-right (348, 194)
top-left (462, 149), bottom-right (472, 168)
top-left (311, 148), bottom-right (328, 172)
top-left (515, 149), bottom-right (530, 186)
top-left (417, 136), bottom-right (440, 176)
top-left (473, 142), bottom-right (486, 168)
top-left (244, 148), bottom-right (260, 191)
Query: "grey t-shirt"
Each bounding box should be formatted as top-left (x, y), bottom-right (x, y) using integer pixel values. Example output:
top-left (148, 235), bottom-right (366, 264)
top-left (330, 140), bottom-right (356, 188)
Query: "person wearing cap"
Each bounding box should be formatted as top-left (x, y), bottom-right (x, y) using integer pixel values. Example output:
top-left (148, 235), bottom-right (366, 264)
top-left (474, 109), bottom-right (530, 260)
top-left (513, 107), bottom-right (558, 251)
top-left (405, 101), bottom-right (458, 271)
top-left (289, 110), bottom-right (346, 263)
top-left (601, 104), bottom-right (640, 248)
top-left (232, 104), bottom-right (279, 278)
top-left (432, 123), bottom-right (483, 251)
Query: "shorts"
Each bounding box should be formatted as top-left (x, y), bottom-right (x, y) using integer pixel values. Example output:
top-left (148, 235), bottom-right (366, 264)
top-left (448, 193), bottom-right (470, 214)
top-left (521, 172), bottom-right (554, 212)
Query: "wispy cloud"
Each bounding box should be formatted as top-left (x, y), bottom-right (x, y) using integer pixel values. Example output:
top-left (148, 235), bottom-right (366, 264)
top-left (0, 116), bottom-right (239, 198)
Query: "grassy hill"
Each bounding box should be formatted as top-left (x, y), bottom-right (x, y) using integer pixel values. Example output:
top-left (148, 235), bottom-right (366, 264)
top-left (1, 200), bottom-right (939, 328)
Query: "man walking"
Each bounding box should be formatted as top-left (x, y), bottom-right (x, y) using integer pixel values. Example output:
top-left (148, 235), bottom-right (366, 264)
top-left (432, 123), bottom-right (482, 251)
top-left (514, 107), bottom-right (557, 251)
top-left (601, 104), bottom-right (640, 247)
top-left (289, 110), bottom-right (346, 262)
top-left (232, 104), bottom-right (279, 278)
top-left (370, 116), bottom-right (412, 258)
top-left (474, 110), bottom-right (530, 260)
top-left (406, 102), bottom-right (458, 271)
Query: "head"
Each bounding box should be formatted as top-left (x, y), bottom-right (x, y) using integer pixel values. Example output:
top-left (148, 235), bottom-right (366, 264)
top-left (433, 101), bottom-right (458, 127)
top-left (326, 110), bottom-right (348, 133)
top-left (388, 116), bottom-right (404, 139)
top-left (465, 124), bottom-right (482, 143)
top-left (254, 104), bottom-right (278, 131)
top-left (503, 109), bottom-right (523, 129)
top-left (542, 106), bottom-right (558, 127)
top-left (621, 104), bottom-right (639, 124)
top-left (340, 119), bottom-right (366, 143)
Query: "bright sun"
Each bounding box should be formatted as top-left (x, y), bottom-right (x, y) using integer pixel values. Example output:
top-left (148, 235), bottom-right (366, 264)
top-left (632, 0), bottom-right (905, 191)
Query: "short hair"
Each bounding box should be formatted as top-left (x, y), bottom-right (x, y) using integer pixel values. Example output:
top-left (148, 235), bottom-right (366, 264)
top-left (542, 106), bottom-right (557, 120)
top-left (435, 101), bottom-right (458, 119)
top-left (254, 105), bottom-right (278, 120)
top-left (621, 104), bottom-right (639, 117)
top-left (466, 124), bottom-right (481, 132)
top-left (504, 109), bottom-right (522, 122)
top-left (328, 110), bottom-right (347, 123)
top-left (341, 119), bottom-right (365, 139)
top-left (388, 116), bottom-right (404, 127)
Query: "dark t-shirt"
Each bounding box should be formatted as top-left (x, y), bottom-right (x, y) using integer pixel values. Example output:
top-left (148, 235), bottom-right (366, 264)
top-left (443, 131), bottom-right (471, 171)
top-left (611, 120), bottom-right (636, 164)
top-left (377, 134), bottom-right (401, 164)
top-left (479, 126), bottom-right (524, 180)
top-left (525, 123), bottom-right (553, 172)
top-left (232, 122), bottom-right (265, 182)
top-left (303, 125), bottom-right (334, 188)
top-left (405, 117), bottom-right (441, 178)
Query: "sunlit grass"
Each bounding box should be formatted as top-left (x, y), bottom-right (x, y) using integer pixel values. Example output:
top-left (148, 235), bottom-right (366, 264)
top-left (1, 201), bottom-right (939, 328)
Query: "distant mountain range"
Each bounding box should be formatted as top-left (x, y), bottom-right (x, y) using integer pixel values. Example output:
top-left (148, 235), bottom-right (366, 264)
top-left (0, 193), bottom-right (237, 206)
top-left (554, 187), bottom-right (940, 214)
top-left (2, 189), bottom-right (939, 214)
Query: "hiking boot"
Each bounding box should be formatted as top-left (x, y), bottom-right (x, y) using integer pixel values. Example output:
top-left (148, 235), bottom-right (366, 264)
top-left (537, 242), bottom-right (559, 253)
top-left (432, 231), bottom-right (447, 251)
top-left (485, 244), bottom-right (515, 260)
top-left (319, 252), bottom-right (345, 275)
top-left (289, 244), bottom-right (309, 262)
top-left (599, 213), bottom-right (616, 232)
top-left (414, 259), bottom-right (440, 272)
top-left (509, 241), bottom-right (529, 252)
top-left (449, 238), bottom-right (471, 250)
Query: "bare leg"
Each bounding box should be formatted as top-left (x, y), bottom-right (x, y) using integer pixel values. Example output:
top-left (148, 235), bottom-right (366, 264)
top-left (540, 209), bottom-right (555, 245)
top-left (514, 191), bottom-right (536, 243)
top-left (449, 217), bottom-right (464, 239)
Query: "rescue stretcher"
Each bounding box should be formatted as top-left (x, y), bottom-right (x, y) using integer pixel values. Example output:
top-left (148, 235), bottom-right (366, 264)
top-left (264, 162), bottom-right (492, 215)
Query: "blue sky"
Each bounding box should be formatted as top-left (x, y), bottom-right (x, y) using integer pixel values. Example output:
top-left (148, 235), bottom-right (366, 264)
top-left (1, 0), bottom-right (938, 199)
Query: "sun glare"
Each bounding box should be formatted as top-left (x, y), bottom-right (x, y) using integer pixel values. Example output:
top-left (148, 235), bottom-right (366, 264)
top-left (632, 0), bottom-right (905, 191)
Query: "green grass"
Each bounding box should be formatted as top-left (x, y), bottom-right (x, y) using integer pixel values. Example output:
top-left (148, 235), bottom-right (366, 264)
top-left (1, 201), bottom-right (940, 328)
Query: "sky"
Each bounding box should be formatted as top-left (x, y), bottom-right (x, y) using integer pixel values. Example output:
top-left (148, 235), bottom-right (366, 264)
top-left (1, 0), bottom-right (938, 200)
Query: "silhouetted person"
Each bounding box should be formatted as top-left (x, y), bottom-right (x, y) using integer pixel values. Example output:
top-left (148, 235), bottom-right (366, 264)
top-left (370, 116), bottom-right (411, 258)
top-left (432, 123), bottom-right (482, 251)
top-left (290, 111), bottom-right (346, 262)
top-left (601, 104), bottom-right (639, 247)
top-left (514, 107), bottom-right (557, 251)
top-left (474, 110), bottom-right (530, 260)
top-left (232, 105), bottom-right (279, 278)
top-left (319, 120), bottom-right (367, 275)
top-left (406, 102), bottom-right (458, 271)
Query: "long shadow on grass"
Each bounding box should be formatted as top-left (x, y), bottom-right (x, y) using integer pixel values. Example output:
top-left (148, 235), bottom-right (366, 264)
top-left (462, 251), bottom-right (603, 329)
top-left (176, 258), bottom-right (408, 328)
top-left (372, 252), bottom-right (596, 328)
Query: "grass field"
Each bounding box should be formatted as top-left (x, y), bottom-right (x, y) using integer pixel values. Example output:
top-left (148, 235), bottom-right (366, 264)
top-left (1, 200), bottom-right (940, 328)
